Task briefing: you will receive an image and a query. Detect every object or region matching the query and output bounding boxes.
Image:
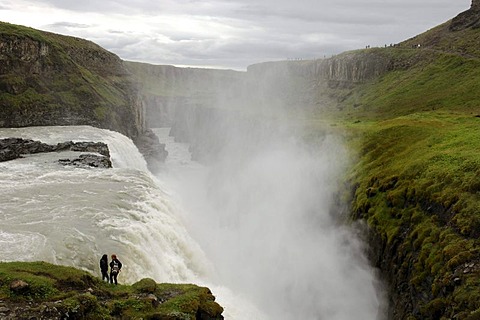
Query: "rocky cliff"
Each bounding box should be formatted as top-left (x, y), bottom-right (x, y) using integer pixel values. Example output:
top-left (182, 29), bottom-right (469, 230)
top-left (127, 52), bottom-right (392, 160)
top-left (450, 0), bottom-right (480, 31)
top-left (2, 6), bottom-right (478, 319)
top-left (0, 22), bottom-right (144, 139)
top-left (124, 61), bottom-right (245, 128)
top-left (0, 22), bottom-right (167, 163)
top-left (127, 8), bottom-right (480, 318)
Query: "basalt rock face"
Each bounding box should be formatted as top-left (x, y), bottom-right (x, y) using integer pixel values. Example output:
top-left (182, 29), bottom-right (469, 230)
top-left (127, 52), bottom-right (393, 163)
top-left (247, 52), bottom-right (391, 91)
top-left (0, 22), bottom-right (145, 141)
top-left (316, 51), bottom-right (392, 88)
top-left (125, 61), bottom-right (245, 128)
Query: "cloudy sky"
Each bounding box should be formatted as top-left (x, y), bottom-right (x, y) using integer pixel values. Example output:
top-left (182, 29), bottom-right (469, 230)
top-left (0, 0), bottom-right (471, 70)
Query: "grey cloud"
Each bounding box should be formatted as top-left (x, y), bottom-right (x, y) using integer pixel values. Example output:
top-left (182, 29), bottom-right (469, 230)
top-left (38, 0), bottom-right (163, 14)
top-left (233, 4), bottom-right (389, 25)
top-left (46, 22), bottom-right (91, 29)
top-left (3, 0), bottom-right (471, 70)
top-left (116, 32), bottom-right (351, 70)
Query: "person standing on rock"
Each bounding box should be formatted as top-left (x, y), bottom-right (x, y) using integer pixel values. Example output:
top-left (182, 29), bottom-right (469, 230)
top-left (99, 254), bottom-right (109, 282)
top-left (110, 254), bottom-right (122, 285)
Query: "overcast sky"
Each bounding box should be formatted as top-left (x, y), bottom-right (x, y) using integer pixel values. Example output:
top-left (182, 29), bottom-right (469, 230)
top-left (0, 0), bottom-right (471, 70)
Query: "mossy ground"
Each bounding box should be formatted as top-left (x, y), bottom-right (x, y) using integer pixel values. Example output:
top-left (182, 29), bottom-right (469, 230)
top-left (345, 113), bottom-right (480, 318)
top-left (312, 36), bottom-right (480, 318)
top-left (0, 261), bottom-right (223, 320)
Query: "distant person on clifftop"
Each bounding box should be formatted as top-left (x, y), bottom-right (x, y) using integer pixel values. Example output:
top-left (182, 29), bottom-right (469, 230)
top-left (99, 254), bottom-right (109, 282)
top-left (110, 254), bottom-right (123, 285)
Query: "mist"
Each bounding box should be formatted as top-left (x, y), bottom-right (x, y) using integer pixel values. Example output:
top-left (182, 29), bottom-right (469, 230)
top-left (154, 113), bottom-right (386, 319)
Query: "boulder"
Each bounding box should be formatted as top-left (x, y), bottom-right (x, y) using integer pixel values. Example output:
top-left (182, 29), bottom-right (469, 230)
top-left (9, 280), bottom-right (29, 292)
top-left (0, 138), bottom-right (112, 168)
top-left (58, 154), bottom-right (112, 168)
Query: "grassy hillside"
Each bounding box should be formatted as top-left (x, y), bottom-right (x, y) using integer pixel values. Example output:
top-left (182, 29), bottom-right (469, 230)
top-left (0, 21), bottom-right (142, 139)
top-left (321, 18), bottom-right (480, 320)
top-left (0, 261), bottom-right (223, 319)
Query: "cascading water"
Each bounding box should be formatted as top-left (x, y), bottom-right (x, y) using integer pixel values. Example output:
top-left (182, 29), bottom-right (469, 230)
top-left (0, 125), bottom-right (385, 319)
top-left (153, 126), bottom-right (386, 320)
top-left (0, 126), bottom-right (211, 284)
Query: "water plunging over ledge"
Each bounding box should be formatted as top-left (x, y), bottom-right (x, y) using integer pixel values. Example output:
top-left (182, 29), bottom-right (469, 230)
top-left (0, 125), bottom-right (385, 319)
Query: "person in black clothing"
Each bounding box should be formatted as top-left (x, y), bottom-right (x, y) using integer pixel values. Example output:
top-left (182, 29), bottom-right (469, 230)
top-left (109, 254), bottom-right (122, 285)
top-left (99, 254), bottom-right (109, 282)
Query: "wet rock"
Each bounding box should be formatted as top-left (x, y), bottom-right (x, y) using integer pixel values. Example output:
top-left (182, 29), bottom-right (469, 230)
top-left (59, 154), bottom-right (112, 168)
top-left (0, 138), bottom-right (112, 167)
top-left (0, 148), bottom-right (18, 161)
top-left (134, 128), bottom-right (168, 171)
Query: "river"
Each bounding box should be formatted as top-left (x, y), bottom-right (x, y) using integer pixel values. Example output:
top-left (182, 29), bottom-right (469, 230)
top-left (0, 125), bottom-right (385, 319)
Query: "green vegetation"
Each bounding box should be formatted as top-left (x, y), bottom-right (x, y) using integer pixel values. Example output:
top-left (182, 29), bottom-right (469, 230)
top-left (0, 21), bottom-right (137, 138)
top-left (0, 261), bottom-right (223, 319)
top-left (2, 8), bottom-right (480, 319)
top-left (344, 113), bottom-right (480, 318)
top-left (317, 47), bottom-right (480, 121)
top-left (316, 23), bottom-right (480, 319)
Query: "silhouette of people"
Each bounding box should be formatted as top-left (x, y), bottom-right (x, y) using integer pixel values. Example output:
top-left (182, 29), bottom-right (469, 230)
top-left (99, 254), bottom-right (109, 282)
top-left (110, 254), bottom-right (122, 285)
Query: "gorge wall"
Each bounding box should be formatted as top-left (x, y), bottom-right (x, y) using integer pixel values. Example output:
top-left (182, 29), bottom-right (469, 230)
top-left (0, 22), bottom-right (145, 141)
top-left (2, 5), bottom-right (479, 318)
top-left (126, 50), bottom-right (394, 164)
top-left (0, 22), bottom-right (168, 163)
top-left (126, 5), bottom-right (480, 318)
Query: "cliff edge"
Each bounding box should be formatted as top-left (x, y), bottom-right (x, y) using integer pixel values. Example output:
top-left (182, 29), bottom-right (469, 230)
top-left (0, 22), bottom-right (144, 140)
top-left (0, 261), bottom-right (224, 320)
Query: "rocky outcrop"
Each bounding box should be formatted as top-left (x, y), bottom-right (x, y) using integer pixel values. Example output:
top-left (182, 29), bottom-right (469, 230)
top-left (0, 22), bottom-right (170, 164)
top-left (450, 0), bottom-right (480, 31)
top-left (58, 154), bottom-right (112, 168)
top-left (316, 51), bottom-right (392, 87)
top-left (0, 22), bottom-right (146, 143)
top-left (133, 128), bottom-right (168, 171)
top-left (129, 53), bottom-right (393, 162)
top-left (124, 61), bottom-right (245, 128)
top-left (0, 138), bottom-right (112, 168)
top-left (0, 261), bottom-right (224, 320)
top-left (247, 52), bottom-right (392, 89)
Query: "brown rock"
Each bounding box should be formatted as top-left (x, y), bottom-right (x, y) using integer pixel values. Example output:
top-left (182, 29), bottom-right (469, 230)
top-left (9, 279), bottom-right (29, 292)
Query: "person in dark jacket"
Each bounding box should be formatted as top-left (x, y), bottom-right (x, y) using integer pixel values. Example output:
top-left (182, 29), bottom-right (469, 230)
top-left (109, 254), bottom-right (122, 285)
top-left (99, 254), bottom-right (109, 282)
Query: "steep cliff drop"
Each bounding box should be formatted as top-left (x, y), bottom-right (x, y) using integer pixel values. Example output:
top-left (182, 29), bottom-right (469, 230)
top-left (154, 124), bottom-right (387, 320)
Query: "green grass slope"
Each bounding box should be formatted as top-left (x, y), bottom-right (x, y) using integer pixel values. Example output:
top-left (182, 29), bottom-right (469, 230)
top-left (0, 261), bottom-right (223, 319)
top-left (323, 15), bottom-right (480, 320)
top-left (0, 21), bottom-right (141, 139)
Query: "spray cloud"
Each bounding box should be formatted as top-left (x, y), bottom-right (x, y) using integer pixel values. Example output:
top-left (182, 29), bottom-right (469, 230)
top-left (150, 62), bottom-right (386, 319)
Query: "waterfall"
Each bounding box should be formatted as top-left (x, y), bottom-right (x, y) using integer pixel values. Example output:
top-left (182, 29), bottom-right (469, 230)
top-left (154, 127), bottom-right (386, 320)
top-left (0, 125), bottom-right (385, 319)
top-left (0, 126), bottom-right (211, 284)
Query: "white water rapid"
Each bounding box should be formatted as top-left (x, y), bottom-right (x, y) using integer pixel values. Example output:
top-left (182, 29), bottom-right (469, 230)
top-left (0, 125), bottom-right (385, 319)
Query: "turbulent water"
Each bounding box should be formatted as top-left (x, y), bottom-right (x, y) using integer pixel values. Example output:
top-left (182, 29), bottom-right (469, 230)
top-left (0, 125), bottom-right (385, 319)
